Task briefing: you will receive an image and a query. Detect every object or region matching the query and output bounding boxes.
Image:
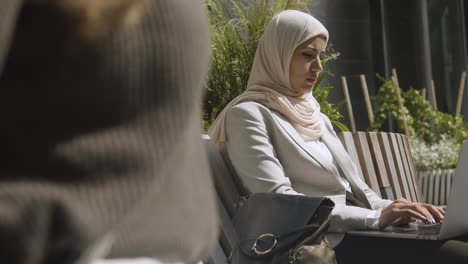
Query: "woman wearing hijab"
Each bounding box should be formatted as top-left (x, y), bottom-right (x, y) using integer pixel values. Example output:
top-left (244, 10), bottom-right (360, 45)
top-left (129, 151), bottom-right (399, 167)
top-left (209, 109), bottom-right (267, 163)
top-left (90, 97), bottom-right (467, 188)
top-left (209, 10), bottom-right (467, 263)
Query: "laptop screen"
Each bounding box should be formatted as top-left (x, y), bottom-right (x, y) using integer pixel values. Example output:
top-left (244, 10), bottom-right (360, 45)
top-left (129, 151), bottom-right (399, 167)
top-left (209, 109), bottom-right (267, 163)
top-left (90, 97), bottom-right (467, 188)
top-left (439, 140), bottom-right (468, 240)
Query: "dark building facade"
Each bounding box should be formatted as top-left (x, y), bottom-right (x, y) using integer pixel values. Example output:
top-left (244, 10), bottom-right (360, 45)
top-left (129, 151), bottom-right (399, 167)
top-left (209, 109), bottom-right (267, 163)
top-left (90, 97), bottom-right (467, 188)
top-left (310, 0), bottom-right (468, 131)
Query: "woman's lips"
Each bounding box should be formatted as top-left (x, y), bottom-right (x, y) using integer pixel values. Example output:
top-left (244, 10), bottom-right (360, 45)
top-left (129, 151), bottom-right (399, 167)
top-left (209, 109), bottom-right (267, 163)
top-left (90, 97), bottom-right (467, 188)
top-left (306, 77), bottom-right (316, 83)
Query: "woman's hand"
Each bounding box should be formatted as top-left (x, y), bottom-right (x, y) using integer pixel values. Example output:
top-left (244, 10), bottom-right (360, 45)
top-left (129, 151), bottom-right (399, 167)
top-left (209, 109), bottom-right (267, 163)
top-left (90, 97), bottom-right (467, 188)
top-left (378, 198), bottom-right (445, 229)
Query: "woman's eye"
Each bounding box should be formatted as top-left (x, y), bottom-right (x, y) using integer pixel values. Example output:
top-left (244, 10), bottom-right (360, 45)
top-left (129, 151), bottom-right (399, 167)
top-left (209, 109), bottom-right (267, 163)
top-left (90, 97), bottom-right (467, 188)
top-left (302, 53), bottom-right (314, 58)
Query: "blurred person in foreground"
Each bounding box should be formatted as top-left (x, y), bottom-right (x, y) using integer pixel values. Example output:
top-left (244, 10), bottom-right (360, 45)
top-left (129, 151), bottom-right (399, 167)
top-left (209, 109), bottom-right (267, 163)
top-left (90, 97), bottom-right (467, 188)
top-left (0, 0), bottom-right (217, 263)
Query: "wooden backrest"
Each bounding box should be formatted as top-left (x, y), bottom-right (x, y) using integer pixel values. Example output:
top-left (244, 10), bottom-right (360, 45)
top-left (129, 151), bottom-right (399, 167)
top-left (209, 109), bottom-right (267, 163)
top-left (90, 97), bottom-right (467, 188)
top-left (338, 131), bottom-right (423, 202)
top-left (206, 131), bottom-right (423, 206)
top-left (203, 135), bottom-right (244, 261)
top-left (203, 135), bottom-right (248, 217)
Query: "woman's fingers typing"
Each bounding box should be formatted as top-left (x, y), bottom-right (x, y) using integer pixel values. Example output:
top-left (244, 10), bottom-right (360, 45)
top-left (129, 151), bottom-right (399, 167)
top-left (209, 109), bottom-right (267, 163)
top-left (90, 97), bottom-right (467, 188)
top-left (379, 202), bottom-right (425, 229)
top-left (393, 207), bottom-right (427, 221)
top-left (399, 203), bottom-right (434, 223)
top-left (379, 199), bottom-right (444, 229)
top-left (421, 203), bottom-right (445, 223)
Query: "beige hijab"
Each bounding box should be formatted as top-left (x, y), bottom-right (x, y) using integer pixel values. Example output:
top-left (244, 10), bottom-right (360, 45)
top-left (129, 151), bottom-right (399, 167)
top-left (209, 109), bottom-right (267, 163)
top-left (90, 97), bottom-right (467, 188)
top-left (208, 10), bottom-right (329, 145)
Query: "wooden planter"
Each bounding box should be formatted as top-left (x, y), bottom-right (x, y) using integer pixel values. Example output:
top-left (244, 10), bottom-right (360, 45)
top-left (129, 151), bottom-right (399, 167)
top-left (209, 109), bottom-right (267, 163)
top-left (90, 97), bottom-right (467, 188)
top-left (417, 169), bottom-right (455, 206)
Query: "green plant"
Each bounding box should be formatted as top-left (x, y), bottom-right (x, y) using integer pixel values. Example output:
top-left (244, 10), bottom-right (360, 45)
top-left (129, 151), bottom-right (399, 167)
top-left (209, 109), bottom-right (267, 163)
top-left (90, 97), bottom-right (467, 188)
top-left (313, 67), bottom-right (348, 132)
top-left (203, 0), bottom-right (347, 132)
top-left (433, 112), bottom-right (468, 145)
top-left (403, 88), bottom-right (434, 143)
top-left (371, 75), bottom-right (468, 169)
top-left (371, 75), bottom-right (415, 136)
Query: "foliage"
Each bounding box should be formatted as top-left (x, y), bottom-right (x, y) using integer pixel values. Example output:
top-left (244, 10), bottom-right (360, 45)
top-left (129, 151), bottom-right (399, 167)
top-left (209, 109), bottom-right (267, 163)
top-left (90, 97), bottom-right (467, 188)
top-left (371, 75), bottom-right (415, 136)
top-left (433, 112), bottom-right (468, 145)
top-left (410, 135), bottom-right (460, 170)
top-left (313, 68), bottom-right (348, 132)
top-left (371, 75), bottom-right (468, 169)
top-left (401, 89), bottom-right (463, 170)
top-left (203, 0), bottom-right (347, 132)
top-left (403, 88), bottom-right (434, 143)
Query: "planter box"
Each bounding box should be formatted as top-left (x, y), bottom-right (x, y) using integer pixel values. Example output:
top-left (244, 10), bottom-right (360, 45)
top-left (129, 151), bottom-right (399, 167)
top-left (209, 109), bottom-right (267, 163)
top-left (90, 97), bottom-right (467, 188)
top-left (417, 169), bottom-right (455, 206)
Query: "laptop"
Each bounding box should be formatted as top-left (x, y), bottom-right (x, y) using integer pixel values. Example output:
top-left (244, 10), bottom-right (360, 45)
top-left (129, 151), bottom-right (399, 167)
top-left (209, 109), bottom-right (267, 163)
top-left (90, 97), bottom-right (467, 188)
top-left (347, 141), bottom-right (468, 240)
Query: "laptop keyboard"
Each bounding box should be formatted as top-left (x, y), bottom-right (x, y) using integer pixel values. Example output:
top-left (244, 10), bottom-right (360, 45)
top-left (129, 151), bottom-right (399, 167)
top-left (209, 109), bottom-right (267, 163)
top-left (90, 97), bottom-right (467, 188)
top-left (416, 223), bottom-right (441, 235)
top-left (385, 222), bottom-right (441, 235)
top-left (415, 223), bottom-right (441, 236)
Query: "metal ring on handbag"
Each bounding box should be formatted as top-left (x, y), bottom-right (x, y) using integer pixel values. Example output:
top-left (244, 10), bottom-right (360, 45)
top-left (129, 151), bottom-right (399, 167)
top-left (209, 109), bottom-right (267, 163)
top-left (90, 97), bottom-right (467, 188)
top-left (252, 233), bottom-right (278, 255)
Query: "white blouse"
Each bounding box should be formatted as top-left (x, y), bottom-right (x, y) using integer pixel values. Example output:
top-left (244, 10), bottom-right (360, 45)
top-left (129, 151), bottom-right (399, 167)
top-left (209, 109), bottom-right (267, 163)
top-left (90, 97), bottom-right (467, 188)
top-left (306, 140), bottom-right (352, 192)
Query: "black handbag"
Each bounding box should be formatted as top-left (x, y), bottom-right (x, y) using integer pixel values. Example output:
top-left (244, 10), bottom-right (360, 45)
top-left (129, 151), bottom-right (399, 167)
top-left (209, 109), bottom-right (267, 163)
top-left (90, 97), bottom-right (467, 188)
top-left (228, 193), bottom-right (336, 264)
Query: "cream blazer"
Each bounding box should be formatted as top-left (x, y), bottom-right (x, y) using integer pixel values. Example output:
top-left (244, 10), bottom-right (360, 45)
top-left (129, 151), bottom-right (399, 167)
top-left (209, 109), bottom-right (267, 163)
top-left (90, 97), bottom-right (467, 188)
top-left (223, 101), bottom-right (393, 244)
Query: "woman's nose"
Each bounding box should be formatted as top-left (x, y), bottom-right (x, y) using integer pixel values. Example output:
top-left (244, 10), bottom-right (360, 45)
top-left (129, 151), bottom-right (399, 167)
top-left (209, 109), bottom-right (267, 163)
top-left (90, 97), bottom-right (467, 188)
top-left (311, 57), bottom-right (323, 72)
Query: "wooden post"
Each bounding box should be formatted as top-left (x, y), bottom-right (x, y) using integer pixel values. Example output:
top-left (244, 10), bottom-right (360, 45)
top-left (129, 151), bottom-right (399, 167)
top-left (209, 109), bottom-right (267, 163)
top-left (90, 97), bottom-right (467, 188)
top-left (421, 88), bottom-right (427, 100)
top-left (360, 74), bottom-right (374, 127)
top-left (391, 69), bottom-right (410, 137)
top-left (456, 71), bottom-right (466, 117)
top-left (341, 76), bottom-right (356, 133)
top-left (430, 79), bottom-right (438, 110)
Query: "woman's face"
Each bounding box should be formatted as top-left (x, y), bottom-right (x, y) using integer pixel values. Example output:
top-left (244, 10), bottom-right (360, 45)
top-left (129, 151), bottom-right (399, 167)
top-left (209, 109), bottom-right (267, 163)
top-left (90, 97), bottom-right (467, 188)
top-left (289, 36), bottom-right (327, 96)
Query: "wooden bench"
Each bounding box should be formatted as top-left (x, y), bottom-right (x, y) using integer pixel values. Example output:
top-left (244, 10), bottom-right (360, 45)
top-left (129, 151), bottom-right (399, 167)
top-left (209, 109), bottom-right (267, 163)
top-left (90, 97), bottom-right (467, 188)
top-left (203, 135), bottom-right (247, 263)
top-left (337, 131), bottom-right (423, 202)
top-left (202, 131), bottom-right (425, 262)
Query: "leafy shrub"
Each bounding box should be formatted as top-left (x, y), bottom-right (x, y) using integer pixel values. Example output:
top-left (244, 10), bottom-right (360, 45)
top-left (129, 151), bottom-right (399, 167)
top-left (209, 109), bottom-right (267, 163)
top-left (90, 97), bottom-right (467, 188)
top-left (404, 88), bottom-right (434, 143)
top-left (433, 112), bottom-right (468, 145)
top-left (371, 75), bottom-right (415, 136)
top-left (371, 76), bottom-right (468, 169)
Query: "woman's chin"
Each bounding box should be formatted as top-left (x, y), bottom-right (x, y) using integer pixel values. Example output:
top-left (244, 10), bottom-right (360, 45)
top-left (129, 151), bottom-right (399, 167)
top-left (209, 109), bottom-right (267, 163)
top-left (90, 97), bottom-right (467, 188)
top-left (291, 83), bottom-right (314, 97)
top-left (301, 85), bottom-right (314, 94)
top-left (295, 89), bottom-right (313, 98)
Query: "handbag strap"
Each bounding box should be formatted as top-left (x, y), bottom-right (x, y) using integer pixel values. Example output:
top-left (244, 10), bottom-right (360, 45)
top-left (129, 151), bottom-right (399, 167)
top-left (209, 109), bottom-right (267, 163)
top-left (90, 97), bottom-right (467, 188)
top-left (295, 213), bottom-right (331, 247)
top-left (238, 215), bottom-right (331, 258)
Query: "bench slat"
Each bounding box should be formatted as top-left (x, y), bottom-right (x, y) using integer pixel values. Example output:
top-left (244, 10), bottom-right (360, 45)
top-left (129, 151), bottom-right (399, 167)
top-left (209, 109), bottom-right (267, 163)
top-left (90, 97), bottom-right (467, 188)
top-left (353, 132), bottom-right (381, 195)
top-left (377, 133), bottom-right (403, 199)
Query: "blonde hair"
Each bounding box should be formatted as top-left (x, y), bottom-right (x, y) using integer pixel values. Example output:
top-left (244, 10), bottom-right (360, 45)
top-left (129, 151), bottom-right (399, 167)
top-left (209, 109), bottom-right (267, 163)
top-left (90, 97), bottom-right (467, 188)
top-left (30, 0), bottom-right (145, 40)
